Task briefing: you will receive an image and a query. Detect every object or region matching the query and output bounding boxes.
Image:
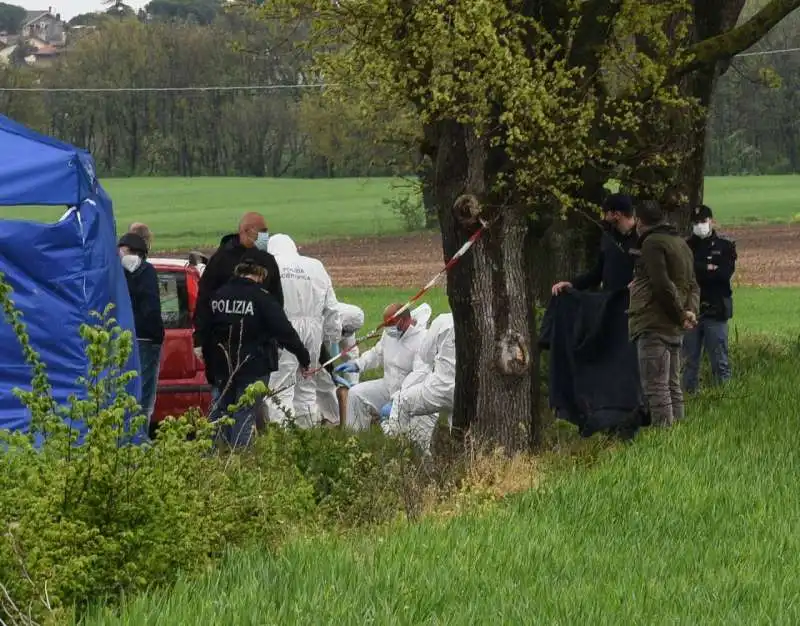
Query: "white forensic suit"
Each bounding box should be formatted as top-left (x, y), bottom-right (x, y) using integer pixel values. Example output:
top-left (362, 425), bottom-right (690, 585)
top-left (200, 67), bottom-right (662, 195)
top-left (317, 302), bottom-right (365, 424)
top-left (266, 234), bottom-right (341, 427)
top-left (382, 313), bottom-right (455, 453)
top-left (345, 303), bottom-right (432, 431)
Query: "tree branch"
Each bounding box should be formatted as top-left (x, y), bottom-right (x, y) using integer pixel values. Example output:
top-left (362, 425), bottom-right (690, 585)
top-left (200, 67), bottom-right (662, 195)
top-left (676, 0), bottom-right (800, 76)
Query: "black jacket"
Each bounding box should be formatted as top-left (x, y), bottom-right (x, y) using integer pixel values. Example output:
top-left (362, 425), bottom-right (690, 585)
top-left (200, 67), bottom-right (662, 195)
top-left (194, 277), bottom-right (310, 388)
top-left (572, 227), bottom-right (638, 293)
top-left (125, 261), bottom-right (165, 344)
top-left (686, 231), bottom-right (736, 321)
top-left (539, 288), bottom-right (647, 437)
top-left (193, 233), bottom-right (283, 348)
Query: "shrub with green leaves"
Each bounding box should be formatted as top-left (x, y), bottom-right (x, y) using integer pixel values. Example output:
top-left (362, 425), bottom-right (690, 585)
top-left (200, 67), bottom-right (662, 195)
top-left (0, 278), bottom-right (316, 623)
top-left (0, 273), bottom-right (434, 624)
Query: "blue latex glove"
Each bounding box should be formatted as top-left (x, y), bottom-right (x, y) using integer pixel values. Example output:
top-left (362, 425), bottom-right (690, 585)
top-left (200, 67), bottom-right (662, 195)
top-left (332, 374), bottom-right (352, 389)
top-left (379, 402), bottom-right (393, 420)
top-left (335, 362), bottom-right (359, 374)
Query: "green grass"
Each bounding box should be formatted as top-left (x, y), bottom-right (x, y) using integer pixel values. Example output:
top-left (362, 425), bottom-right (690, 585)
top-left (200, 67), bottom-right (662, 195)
top-left (0, 177), bottom-right (411, 250)
top-left (730, 286), bottom-right (800, 338)
top-left (83, 286), bottom-right (800, 625)
top-left (704, 175), bottom-right (800, 225)
top-left (1, 175), bottom-right (799, 252)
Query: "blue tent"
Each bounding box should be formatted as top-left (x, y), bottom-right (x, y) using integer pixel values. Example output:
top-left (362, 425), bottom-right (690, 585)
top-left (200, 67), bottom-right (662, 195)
top-left (0, 114), bottom-right (141, 435)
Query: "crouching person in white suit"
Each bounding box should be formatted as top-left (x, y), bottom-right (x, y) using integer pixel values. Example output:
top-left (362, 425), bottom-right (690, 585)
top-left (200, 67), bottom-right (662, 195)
top-left (336, 302), bottom-right (431, 431)
top-left (316, 302), bottom-right (366, 425)
top-left (381, 313), bottom-right (455, 454)
top-left (266, 234), bottom-right (341, 428)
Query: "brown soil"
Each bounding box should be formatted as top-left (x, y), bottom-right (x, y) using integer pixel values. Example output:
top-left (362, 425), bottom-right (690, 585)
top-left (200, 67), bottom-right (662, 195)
top-left (299, 225), bottom-right (800, 289)
top-left (180, 225), bottom-right (800, 289)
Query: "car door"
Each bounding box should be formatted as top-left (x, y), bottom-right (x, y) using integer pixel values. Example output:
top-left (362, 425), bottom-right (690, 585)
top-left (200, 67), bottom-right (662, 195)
top-left (152, 265), bottom-right (209, 422)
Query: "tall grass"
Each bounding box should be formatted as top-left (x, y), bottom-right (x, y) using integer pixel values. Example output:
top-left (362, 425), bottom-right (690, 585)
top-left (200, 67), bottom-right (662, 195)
top-left (83, 312), bottom-right (800, 624)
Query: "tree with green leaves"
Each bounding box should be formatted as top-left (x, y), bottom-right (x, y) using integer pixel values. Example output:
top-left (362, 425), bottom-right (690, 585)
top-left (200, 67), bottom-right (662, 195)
top-left (0, 2), bottom-right (25, 33)
top-left (261, 0), bottom-right (800, 452)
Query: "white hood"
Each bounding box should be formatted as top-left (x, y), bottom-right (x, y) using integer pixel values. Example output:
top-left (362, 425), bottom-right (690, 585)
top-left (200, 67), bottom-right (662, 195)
top-left (267, 233), bottom-right (299, 257)
top-left (409, 303), bottom-right (432, 329)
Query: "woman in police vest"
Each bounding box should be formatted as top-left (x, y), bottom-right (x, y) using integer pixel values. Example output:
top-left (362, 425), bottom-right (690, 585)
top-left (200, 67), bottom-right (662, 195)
top-left (194, 249), bottom-right (310, 448)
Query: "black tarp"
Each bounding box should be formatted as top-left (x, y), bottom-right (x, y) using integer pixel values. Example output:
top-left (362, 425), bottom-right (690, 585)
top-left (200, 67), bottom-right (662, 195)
top-left (539, 288), bottom-right (649, 438)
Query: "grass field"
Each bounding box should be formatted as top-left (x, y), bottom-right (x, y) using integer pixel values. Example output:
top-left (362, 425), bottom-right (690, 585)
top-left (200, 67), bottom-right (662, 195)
top-left (1, 175), bottom-right (799, 250)
top-left (0, 177), bottom-right (410, 249)
top-left (83, 285), bottom-right (800, 625)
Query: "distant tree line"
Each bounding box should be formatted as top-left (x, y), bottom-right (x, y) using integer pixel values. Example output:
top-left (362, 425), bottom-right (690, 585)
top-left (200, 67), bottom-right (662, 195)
top-left (0, 3), bottom-right (418, 178)
top-left (0, 0), bottom-right (797, 179)
top-left (706, 6), bottom-right (800, 176)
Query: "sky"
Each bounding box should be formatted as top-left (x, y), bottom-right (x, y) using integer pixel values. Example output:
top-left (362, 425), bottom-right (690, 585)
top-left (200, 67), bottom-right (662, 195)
top-left (18, 0), bottom-right (147, 20)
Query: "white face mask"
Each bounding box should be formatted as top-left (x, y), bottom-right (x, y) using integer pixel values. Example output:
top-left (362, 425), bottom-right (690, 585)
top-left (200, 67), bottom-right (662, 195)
top-left (692, 222), bottom-right (712, 238)
top-left (254, 232), bottom-right (270, 251)
top-left (385, 327), bottom-right (403, 340)
top-left (121, 254), bottom-right (142, 273)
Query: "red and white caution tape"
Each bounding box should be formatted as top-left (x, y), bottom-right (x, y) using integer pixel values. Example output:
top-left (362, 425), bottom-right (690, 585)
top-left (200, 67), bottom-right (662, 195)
top-left (308, 220), bottom-right (490, 376)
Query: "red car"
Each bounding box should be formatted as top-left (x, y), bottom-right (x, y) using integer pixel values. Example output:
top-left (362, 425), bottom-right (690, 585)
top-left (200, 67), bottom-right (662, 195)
top-left (151, 255), bottom-right (212, 427)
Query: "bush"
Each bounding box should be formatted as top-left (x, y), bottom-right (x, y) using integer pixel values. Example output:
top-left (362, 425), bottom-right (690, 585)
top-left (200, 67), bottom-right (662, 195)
top-left (0, 274), bottom-right (437, 624)
top-left (383, 191), bottom-right (426, 232)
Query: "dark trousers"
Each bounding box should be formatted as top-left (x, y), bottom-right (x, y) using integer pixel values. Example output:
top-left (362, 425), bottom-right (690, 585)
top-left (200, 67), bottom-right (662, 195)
top-left (682, 319), bottom-right (731, 393)
top-left (138, 340), bottom-right (162, 421)
top-left (209, 376), bottom-right (266, 449)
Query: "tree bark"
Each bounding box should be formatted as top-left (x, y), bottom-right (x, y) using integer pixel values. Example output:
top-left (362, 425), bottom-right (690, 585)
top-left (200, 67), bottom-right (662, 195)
top-left (426, 120), bottom-right (537, 453)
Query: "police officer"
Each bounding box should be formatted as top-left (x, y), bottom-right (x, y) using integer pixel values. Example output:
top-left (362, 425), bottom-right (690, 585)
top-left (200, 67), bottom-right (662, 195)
top-left (551, 193), bottom-right (639, 295)
top-left (194, 249), bottom-right (311, 448)
top-left (682, 204), bottom-right (737, 393)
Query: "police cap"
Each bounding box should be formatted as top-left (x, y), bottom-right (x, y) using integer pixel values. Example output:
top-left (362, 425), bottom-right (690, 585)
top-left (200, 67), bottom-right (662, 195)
top-left (691, 205), bottom-right (713, 223)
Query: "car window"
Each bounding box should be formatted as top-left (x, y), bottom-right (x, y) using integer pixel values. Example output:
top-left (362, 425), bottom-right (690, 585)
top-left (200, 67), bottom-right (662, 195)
top-left (158, 271), bottom-right (190, 329)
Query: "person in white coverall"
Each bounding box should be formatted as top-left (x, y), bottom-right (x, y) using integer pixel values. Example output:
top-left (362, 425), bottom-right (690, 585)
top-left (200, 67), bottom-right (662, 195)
top-left (316, 302), bottom-right (365, 424)
top-left (336, 302), bottom-right (431, 431)
top-left (266, 234), bottom-right (341, 427)
top-left (381, 313), bottom-right (455, 453)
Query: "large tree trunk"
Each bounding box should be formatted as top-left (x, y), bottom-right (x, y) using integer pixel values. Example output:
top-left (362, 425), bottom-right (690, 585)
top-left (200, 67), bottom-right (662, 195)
top-left (426, 121), bottom-right (538, 453)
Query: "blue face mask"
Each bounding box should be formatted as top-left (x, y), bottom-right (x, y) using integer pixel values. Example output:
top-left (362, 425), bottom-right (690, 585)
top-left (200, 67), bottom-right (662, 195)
top-left (254, 231), bottom-right (270, 251)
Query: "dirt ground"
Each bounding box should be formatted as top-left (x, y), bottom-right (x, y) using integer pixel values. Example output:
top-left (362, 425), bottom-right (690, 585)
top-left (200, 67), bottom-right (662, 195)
top-left (296, 225), bottom-right (800, 289)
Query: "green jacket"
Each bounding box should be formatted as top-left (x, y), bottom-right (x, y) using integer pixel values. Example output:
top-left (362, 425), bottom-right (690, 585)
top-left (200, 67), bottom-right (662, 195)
top-left (629, 223), bottom-right (700, 339)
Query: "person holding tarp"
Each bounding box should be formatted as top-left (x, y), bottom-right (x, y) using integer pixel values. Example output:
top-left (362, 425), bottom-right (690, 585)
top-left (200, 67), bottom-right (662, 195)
top-left (194, 249), bottom-right (310, 448)
top-left (540, 193), bottom-right (646, 439)
top-left (551, 193), bottom-right (639, 297)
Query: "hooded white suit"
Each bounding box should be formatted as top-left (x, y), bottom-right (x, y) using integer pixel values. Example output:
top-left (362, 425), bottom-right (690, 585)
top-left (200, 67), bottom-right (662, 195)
top-left (382, 313), bottom-right (455, 452)
top-left (316, 302), bottom-right (366, 424)
top-left (266, 234), bottom-right (341, 427)
top-left (345, 303), bottom-right (432, 431)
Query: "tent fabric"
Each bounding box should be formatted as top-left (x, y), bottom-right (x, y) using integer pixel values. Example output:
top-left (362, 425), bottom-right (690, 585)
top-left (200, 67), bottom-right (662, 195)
top-left (0, 114), bottom-right (140, 436)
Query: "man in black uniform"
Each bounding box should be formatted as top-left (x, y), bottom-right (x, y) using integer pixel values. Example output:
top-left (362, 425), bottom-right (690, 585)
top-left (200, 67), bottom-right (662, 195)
top-left (682, 204), bottom-right (737, 393)
top-left (551, 193), bottom-right (639, 296)
top-left (194, 249), bottom-right (310, 448)
top-left (193, 212), bottom-right (283, 359)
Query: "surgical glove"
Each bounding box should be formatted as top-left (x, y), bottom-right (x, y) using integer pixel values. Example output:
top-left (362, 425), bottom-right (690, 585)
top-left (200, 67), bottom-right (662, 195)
top-left (332, 374), bottom-right (352, 389)
top-left (193, 346), bottom-right (203, 361)
top-left (379, 402), bottom-right (393, 420)
top-left (335, 362), bottom-right (359, 374)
